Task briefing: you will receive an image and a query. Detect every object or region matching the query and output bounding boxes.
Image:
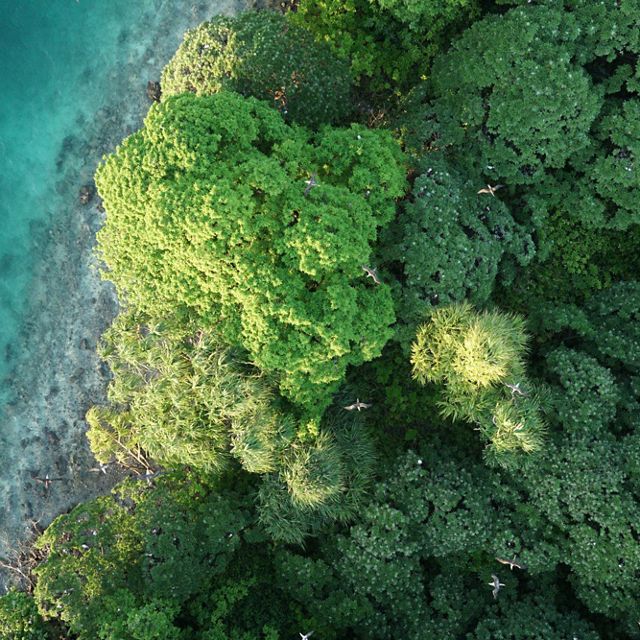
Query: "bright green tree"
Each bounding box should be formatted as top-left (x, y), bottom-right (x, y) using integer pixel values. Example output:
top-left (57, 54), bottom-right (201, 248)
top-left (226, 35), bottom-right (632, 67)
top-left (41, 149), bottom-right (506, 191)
top-left (95, 91), bottom-right (407, 417)
top-left (410, 303), bottom-right (545, 459)
top-left (161, 11), bottom-right (353, 129)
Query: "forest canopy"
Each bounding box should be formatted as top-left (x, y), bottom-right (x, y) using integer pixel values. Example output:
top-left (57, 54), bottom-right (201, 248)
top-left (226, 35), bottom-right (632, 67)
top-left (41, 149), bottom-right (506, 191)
top-left (3, 2), bottom-right (640, 639)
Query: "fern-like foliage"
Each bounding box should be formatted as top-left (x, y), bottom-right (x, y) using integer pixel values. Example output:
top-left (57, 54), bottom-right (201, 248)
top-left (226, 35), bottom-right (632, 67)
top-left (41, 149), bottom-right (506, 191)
top-left (411, 303), bottom-right (545, 459)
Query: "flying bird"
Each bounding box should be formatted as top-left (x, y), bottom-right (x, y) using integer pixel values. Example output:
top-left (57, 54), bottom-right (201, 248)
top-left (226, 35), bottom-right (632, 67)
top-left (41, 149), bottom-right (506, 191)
top-left (477, 184), bottom-right (504, 197)
top-left (488, 574), bottom-right (505, 599)
top-left (362, 265), bottom-right (382, 285)
top-left (496, 556), bottom-right (526, 571)
top-left (304, 173), bottom-right (318, 196)
top-left (300, 633), bottom-right (314, 640)
top-left (34, 474), bottom-right (63, 490)
top-left (344, 399), bottom-right (372, 412)
top-left (504, 382), bottom-right (528, 397)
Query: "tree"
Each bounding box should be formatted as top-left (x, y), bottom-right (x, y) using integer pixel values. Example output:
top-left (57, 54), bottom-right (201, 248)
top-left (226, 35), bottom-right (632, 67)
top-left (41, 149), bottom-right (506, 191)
top-left (410, 303), bottom-right (546, 459)
top-left (86, 309), bottom-right (291, 475)
top-left (381, 156), bottom-right (534, 349)
top-left (423, 5), bottom-right (602, 185)
top-left (288, 0), bottom-right (480, 94)
top-left (257, 415), bottom-right (376, 544)
top-left (161, 11), bottom-right (353, 129)
top-left (0, 590), bottom-right (52, 640)
top-left (95, 91), bottom-right (407, 417)
top-left (33, 472), bottom-right (251, 640)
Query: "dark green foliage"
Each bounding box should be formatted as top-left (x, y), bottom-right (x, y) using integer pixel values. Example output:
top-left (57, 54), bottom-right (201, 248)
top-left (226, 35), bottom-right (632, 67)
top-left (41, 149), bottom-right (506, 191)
top-left (0, 591), bottom-right (52, 640)
top-left (288, 0), bottom-right (480, 93)
top-left (424, 6), bottom-right (602, 185)
top-left (383, 156), bottom-right (534, 348)
top-left (33, 472), bottom-right (251, 639)
top-left (161, 11), bottom-right (353, 129)
top-left (95, 91), bottom-right (406, 416)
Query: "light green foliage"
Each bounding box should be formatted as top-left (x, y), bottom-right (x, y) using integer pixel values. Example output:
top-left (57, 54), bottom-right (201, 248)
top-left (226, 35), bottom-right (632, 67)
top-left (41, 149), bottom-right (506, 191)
top-left (0, 590), bottom-right (51, 640)
top-left (161, 11), bottom-right (353, 129)
top-left (33, 472), bottom-right (250, 640)
top-left (288, 0), bottom-right (479, 93)
top-left (411, 303), bottom-right (545, 457)
top-left (95, 91), bottom-right (406, 415)
top-left (257, 416), bottom-right (376, 544)
top-left (425, 6), bottom-right (602, 184)
top-left (86, 309), bottom-right (289, 474)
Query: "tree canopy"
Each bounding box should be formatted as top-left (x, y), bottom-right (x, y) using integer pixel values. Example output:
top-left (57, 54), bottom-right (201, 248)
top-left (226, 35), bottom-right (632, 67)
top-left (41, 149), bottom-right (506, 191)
top-left (161, 11), bottom-right (353, 129)
top-left (95, 90), bottom-right (406, 417)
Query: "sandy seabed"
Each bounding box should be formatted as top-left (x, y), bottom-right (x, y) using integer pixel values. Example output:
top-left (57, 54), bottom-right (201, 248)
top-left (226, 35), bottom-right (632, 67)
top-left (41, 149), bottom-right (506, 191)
top-left (0, 0), bottom-right (256, 591)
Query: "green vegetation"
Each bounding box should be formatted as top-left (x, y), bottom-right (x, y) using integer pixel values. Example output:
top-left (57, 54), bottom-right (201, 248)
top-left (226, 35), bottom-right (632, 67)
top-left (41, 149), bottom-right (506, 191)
top-left (4, 2), bottom-right (640, 639)
top-left (162, 11), bottom-right (353, 128)
top-left (411, 303), bottom-right (545, 460)
top-left (95, 90), bottom-right (406, 417)
top-left (288, 0), bottom-right (480, 93)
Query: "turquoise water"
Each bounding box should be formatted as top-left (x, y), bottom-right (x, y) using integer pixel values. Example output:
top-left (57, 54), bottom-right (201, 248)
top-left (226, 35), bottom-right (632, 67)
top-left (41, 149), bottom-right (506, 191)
top-left (0, 1), bottom-right (165, 387)
top-left (0, 0), bottom-right (246, 586)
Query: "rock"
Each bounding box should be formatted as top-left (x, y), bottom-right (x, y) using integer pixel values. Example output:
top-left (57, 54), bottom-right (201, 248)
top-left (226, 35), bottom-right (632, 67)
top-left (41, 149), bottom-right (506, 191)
top-left (146, 80), bottom-right (162, 102)
top-left (79, 184), bottom-right (94, 205)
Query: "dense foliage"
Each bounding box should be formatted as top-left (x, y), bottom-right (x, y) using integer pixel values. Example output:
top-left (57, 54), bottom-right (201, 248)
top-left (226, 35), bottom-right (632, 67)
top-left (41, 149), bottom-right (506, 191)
top-left (95, 90), bottom-right (406, 417)
top-left (288, 0), bottom-right (479, 93)
top-left (411, 303), bottom-right (546, 460)
top-left (4, 1), bottom-right (640, 638)
top-left (162, 11), bottom-right (353, 128)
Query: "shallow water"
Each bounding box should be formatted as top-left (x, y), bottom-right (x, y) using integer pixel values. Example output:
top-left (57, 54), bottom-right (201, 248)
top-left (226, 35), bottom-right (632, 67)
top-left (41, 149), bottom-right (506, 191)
top-left (0, 0), bottom-right (250, 589)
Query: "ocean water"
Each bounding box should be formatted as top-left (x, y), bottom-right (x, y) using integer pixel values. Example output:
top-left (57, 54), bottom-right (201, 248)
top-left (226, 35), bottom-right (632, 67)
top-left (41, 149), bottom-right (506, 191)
top-left (0, 0), bottom-right (249, 588)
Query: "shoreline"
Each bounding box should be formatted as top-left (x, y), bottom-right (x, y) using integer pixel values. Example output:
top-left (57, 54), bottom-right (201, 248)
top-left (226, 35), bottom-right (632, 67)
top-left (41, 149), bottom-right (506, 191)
top-left (0, 0), bottom-right (254, 591)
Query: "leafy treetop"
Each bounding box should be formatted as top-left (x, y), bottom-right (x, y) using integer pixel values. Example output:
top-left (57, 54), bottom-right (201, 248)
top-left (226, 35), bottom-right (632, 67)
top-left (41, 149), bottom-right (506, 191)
top-left (95, 91), bottom-right (407, 416)
top-left (161, 11), bottom-right (353, 129)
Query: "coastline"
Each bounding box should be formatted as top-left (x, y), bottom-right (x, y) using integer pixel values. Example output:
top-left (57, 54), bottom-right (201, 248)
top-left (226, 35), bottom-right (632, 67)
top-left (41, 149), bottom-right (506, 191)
top-left (0, 0), bottom-right (254, 591)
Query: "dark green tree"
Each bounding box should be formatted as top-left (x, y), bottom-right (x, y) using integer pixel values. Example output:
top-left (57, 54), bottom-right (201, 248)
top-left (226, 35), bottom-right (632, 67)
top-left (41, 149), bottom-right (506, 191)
top-left (288, 0), bottom-right (480, 94)
top-left (161, 11), bottom-right (353, 129)
top-left (33, 472), bottom-right (251, 639)
top-left (382, 156), bottom-right (534, 349)
top-left (423, 5), bottom-right (602, 185)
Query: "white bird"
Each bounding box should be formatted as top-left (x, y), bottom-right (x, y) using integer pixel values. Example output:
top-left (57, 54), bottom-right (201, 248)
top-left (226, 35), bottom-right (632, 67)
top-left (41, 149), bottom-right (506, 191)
top-left (488, 574), bottom-right (505, 599)
top-left (362, 265), bottom-right (382, 285)
top-left (300, 632), bottom-right (314, 640)
top-left (496, 556), bottom-right (526, 570)
top-left (477, 184), bottom-right (504, 197)
top-left (344, 399), bottom-right (372, 412)
top-left (304, 173), bottom-right (318, 196)
top-left (504, 382), bottom-right (528, 397)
